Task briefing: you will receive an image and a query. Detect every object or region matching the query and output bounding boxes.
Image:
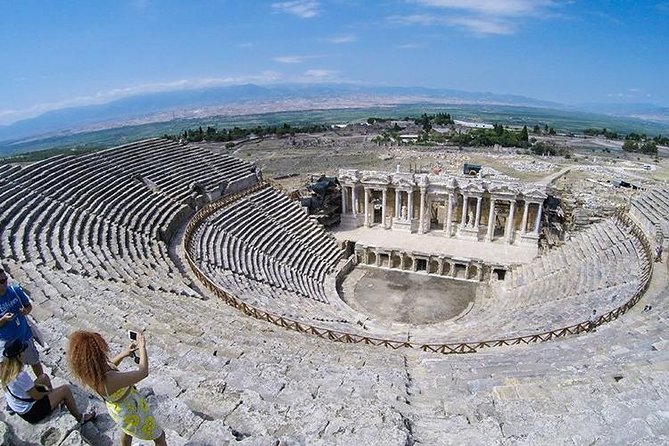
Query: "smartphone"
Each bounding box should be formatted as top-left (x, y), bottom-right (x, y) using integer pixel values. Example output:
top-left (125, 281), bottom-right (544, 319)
top-left (35, 384), bottom-right (49, 393)
top-left (128, 330), bottom-right (138, 341)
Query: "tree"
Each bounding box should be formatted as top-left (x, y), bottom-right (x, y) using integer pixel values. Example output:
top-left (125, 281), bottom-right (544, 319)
top-left (640, 141), bottom-right (658, 155)
top-left (533, 125), bottom-right (541, 134)
top-left (520, 126), bottom-right (529, 142)
top-left (622, 140), bottom-right (639, 152)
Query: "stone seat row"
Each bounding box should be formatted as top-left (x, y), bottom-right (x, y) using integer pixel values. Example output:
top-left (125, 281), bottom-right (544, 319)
top-left (207, 203), bottom-right (330, 284)
top-left (0, 183), bottom-right (194, 295)
top-left (0, 138), bottom-right (260, 295)
top-left (86, 138), bottom-right (256, 203)
top-left (508, 218), bottom-right (639, 286)
top-left (632, 190), bottom-right (669, 239)
top-left (209, 186), bottom-right (342, 271)
top-left (4, 138), bottom-right (255, 211)
top-left (195, 225), bottom-right (329, 302)
top-left (200, 267), bottom-right (361, 329)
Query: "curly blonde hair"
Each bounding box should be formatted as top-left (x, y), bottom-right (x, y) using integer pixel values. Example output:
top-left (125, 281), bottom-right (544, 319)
top-left (67, 331), bottom-right (110, 395)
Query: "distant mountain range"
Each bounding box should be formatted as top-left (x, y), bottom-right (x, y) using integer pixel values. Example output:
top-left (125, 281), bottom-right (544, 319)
top-left (1, 83), bottom-right (668, 144)
top-left (575, 102), bottom-right (669, 126)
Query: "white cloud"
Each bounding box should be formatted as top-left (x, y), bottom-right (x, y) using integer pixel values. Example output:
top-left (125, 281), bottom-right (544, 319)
top-left (388, 14), bottom-right (437, 26)
top-left (394, 0), bottom-right (559, 35)
top-left (397, 43), bottom-right (424, 49)
top-left (272, 1), bottom-right (319, 18)
top-left (413, 0), bottom-right (554, 17)
top-left (303, 69), bottom-right (338, 79)
top-left (273, 56), bottom-right (306, 64)
top-left (328, 35), bottom-right (357, 44)
top-left (447, 17), bottom-right (514, 35)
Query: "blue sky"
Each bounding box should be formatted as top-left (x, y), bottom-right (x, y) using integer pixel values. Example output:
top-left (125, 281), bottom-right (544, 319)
top-left (1, 0), bottom-right (668, 124)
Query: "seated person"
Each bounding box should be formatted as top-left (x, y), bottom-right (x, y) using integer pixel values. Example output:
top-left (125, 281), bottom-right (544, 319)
top-left (1, 338), bottom-right (95, 424)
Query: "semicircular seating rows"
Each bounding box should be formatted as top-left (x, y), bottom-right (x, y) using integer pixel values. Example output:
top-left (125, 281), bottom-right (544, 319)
top-left (0, 139), bottom-right (665, 444)
top-left (0, 138), bottom-right (259, 296)
top-left (190, 184), bottom-right (366, 327)
top-left (0, 137), bottom-right (655, 346)
top-left (187, 183), bottom-right (652, 345)
top-left (630, 187), bottom-right (669, 241)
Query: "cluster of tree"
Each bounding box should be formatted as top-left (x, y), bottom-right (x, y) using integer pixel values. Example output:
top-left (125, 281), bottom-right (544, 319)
top-left (624, 132), bottom-right (669, 145)
top-left (414, 113), bottom-right (454, 132)
top-left (532, 124), bottom-right (556, 135)
top-left (366, 117), bottom-right (392, 124)
top-left (167, 123), bottom-right (329, 143)
top-left (582, 129), bottom-right (669, 147)
top-left (450, 125), bottom-right (530, 148)
top-left (622, 139), bottom-right (658, 155)
top-left (655, 135), bottom-right (669, 145)
top-left (583, 128), bottom-right (619, 139)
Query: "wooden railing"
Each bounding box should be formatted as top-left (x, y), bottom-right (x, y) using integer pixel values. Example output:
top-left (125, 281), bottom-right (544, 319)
top-left (183, 189), bottom-right (654, 355)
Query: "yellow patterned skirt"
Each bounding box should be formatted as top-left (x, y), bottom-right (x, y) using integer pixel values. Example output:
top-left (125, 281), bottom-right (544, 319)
top-left (105, 386), bottom-right (163, 440)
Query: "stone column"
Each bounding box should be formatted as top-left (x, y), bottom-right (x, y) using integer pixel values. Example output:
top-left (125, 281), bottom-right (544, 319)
top-left (474, 196), bottom-right (482, 230)
top-left (408, 190), bottom-right (414, 220)
top-left (351, 186), bottom-right (358, 216)
top-left (445, 193), bottom-right (453, 236)
top-left (363, 188), bottom-right (370, 227)
top-left (534, 202), bottom-right (543, 234)
top-left (381, 188), bottom-right (387, 228)
top-left (486, 198), bottom-right (496, 241)
top-left (395, 188), bottom-right (401, 218)
top-left (506, 199), bottom-right (516, 243)
top-left (460, 193), bottom-right (469, 228)
top-left (341, 186), bottom-right (347, 214)
top-left (418, 188), bottom-right (426, 234)
top-left (520, 201), bottom-right (529, 234)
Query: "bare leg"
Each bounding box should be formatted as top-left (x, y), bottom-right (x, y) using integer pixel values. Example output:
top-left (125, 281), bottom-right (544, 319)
top-left (154, 431), bottom-right (167, 446)
top-left (120, 431), bottom-right (132, 446)
top-left (47, 385), bottom-right (81, 420)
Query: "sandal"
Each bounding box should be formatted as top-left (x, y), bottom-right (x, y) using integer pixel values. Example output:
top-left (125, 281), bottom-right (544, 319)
top-left (80, 410), bottom-right (97, 424)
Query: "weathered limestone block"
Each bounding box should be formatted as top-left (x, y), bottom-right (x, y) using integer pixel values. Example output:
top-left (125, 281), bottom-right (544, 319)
top-left (60, 430), bottom-right (92, 446)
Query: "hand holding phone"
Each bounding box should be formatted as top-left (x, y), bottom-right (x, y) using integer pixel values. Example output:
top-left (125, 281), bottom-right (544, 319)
top-left (35, 384), bottom-right (49, 393)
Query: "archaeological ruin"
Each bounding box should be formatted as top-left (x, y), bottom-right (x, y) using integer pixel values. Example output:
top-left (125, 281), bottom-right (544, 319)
top-left (0, 137), bottom-right (667, 444)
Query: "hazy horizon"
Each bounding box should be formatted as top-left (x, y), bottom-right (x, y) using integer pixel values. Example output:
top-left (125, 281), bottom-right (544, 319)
top-left (1, 0), bottom-right (668, 125)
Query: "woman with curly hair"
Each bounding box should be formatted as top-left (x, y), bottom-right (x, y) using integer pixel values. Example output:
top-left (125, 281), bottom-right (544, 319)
top-left (67, 330), bottom-right (166, 446)
top-left (1, 338), bottom-right (96, 424)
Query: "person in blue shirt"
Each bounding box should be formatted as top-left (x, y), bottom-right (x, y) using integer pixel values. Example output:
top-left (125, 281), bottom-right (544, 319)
top-left (0, 268), bottom-right (45, 381)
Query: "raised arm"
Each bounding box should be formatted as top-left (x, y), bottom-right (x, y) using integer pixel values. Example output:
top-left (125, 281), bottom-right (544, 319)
top-left (110, 342), bottom-right (137, 366)
top-left (104, 331), bottom-right (149, 394)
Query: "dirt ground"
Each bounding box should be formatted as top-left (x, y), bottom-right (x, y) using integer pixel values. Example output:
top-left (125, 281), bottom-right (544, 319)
top-left (349, 268), bottom-right (477, 325)
top-left (200, 129), bottom-right (668, 215)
